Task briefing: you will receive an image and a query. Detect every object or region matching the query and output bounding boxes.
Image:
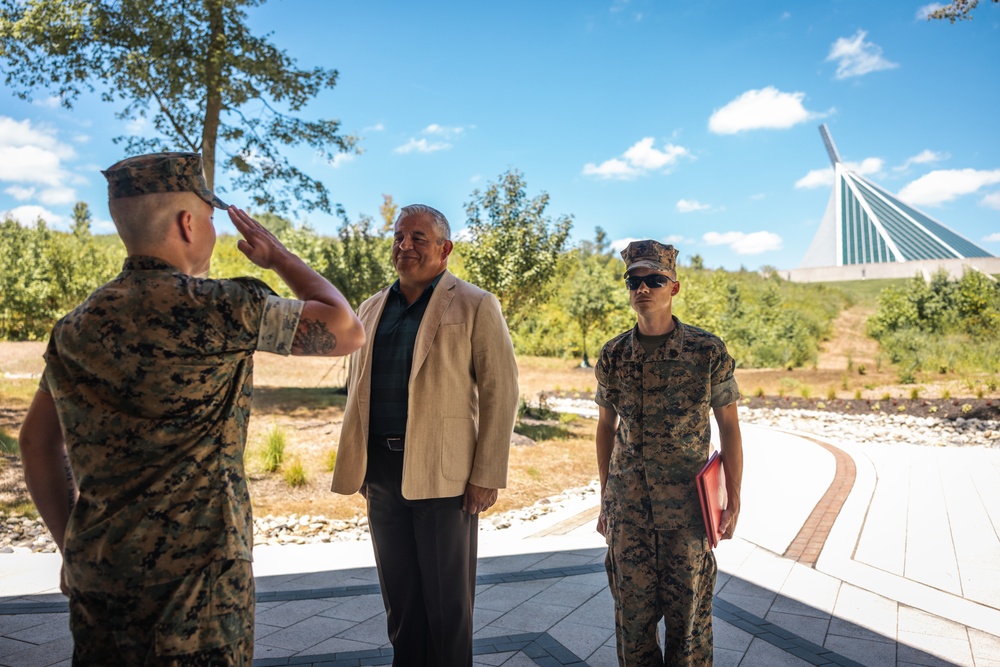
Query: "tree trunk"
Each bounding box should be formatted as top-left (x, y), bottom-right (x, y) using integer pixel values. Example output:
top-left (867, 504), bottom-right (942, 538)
top-left (201, 0), bottom-right (225, 189)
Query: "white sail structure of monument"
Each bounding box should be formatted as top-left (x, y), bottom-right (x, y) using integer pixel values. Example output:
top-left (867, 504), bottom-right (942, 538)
top-left (789, 125), bottom-right (998, 282)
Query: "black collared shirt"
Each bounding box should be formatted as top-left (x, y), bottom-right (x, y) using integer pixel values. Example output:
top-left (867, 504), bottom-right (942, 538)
top-left (368, 272), bottom-right (445, 440)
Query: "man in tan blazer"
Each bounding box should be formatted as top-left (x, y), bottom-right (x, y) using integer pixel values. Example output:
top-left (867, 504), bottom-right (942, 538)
top-left (331, 204), bottom-right (519, 667)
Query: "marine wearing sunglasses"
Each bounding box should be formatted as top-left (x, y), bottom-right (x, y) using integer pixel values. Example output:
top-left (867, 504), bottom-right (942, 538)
top-left (625, 274), bottom-right (675, 290)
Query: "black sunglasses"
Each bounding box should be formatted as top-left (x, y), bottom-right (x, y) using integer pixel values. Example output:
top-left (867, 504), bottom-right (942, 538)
top-left (625, 274), bottom-right (673, 290)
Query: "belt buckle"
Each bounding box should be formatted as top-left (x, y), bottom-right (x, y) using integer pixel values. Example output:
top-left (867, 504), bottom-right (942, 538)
top-left (386, 436), bottom-right (404, 452)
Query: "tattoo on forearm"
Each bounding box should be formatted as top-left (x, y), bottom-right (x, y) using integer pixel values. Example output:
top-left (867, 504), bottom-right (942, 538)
top-left (293, 319), bottom-right (338, 355)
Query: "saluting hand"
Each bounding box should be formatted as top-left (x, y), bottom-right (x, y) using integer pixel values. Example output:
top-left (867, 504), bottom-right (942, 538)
top-left (228, 206), bottom-right (289, 270)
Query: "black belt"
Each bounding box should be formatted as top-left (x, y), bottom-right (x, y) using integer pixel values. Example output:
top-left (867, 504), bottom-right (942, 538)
top-left (372, 435), bottom-right (404, 452)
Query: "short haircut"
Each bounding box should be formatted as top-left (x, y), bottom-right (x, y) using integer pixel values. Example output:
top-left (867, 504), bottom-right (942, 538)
top-left (396, 204), bottom-right (451, 243)
top-left (108, 192), bottom-right (202, 249)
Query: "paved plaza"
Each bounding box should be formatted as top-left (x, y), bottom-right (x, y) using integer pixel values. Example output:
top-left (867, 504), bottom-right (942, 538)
top-left (1, 421), bottom-right (999, 666)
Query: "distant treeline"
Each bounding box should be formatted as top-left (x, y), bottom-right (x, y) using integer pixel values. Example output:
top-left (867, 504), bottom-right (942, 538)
top-left (1, 207), bottom-right (847, 370)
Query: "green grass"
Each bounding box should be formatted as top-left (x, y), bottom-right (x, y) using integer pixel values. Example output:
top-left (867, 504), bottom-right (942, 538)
top-left (262, 426), bottom-right (286, 473)
top-left (0, 428), bottom-right (17, 455)
top-left (514, 422), bottom-right (572, 442)
top-left (323, 449), bottom-right (337, 472)
top-left (283, 459), bottom-right (307, 487)
top-left (814, 277), bottom-right (910, 308)
top-left (0, 378), bottom-right (39, 407)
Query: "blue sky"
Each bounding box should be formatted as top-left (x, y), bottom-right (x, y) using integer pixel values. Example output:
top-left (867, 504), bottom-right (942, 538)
top-left (1, 0), bottom-right (998, 271)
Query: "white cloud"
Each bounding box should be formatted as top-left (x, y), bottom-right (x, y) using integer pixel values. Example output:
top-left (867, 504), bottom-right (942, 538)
top-left (4, 185), bottom-right (35, 200)
top-left (897, 168), bottom-right (1000, 206)
top-left (676, 199), bottom-right (710, 213)
top-left (983, 232), bottom-right (1000, 242)
top-left (583, 157), bottom-right (637, 179)
top-left (2, 204), bottom-right (66, 227)
top-left (0, 117), bottom-right (77, 190)
top-left (916, 3), bottom-right (944, 20)
top-left (39, 186), bottom-right (77, 205)
top-left (394, 124), bottom-right (469, 154)
top-left (894, 149), bottom-right (948, 171)
top-left (394, 138), bottom-right (452, 154)
top-left (423, 124), bottom-right (466, 139)
top-left (702, 230), bottom-right (783, 255)
top-left (979, 192), bottom-right (1000, 210)
top-left (364, 123), bottom-right (385, 132)
top-left (32, 95), bottom-right (62, 109)
top-left (583, 137), bottom-right (691, 180)
top-left (826, 30), bottom-right (899, 79)
top-left (93, 217), bottom-right (117, 234)
top-left (795, 157), bottom-right (883, 189)
top-left (329, 153), bottom-right (355, 168)
top-left (708, 87), bottom-right (817, 134)
top-left (125, 117), bottom-right (148, 134)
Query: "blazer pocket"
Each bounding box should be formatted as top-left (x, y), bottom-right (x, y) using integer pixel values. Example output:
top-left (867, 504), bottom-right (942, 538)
top-left (441, 417), bottom-right (476, 482)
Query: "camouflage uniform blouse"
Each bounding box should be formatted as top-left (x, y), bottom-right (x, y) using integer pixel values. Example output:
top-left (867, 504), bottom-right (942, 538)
top-left (39, 256), bottom-right (303, 593)
top-left (595, 317), bottom-right (740, 531)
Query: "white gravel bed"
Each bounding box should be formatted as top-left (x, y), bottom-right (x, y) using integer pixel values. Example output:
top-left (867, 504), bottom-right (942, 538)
top-left (6, 401), bottom-right (995, 554)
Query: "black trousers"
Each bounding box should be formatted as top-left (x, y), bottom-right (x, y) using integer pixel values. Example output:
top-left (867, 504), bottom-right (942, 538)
top-left (365, 444), bottom-right (478, 667)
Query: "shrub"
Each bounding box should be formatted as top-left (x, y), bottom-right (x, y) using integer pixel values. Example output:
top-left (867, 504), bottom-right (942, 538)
top-left (909, 387), bottom-right (921, 400)
top-left (826, 387), bottom-right (837, 401)
top-left (324, 449), bottom-right (337, 472)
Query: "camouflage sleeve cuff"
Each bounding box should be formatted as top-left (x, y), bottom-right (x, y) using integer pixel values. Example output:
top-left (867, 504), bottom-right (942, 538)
top-left (38, 372), bottom-right (50, 394)
top-left (594, 385), bottom-right (613, 409)
top-left (257, 296), bottom-right (304, 355)
top-left (710, 376), bottom-right (741, 408)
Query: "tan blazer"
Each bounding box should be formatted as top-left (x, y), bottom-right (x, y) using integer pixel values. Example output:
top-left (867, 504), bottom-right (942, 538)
top-left (331, 271), bottom-right (519, 500)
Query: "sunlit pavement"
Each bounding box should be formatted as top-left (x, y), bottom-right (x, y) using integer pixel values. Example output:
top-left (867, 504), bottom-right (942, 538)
top-left (2, 422), bottom-right (999, 666)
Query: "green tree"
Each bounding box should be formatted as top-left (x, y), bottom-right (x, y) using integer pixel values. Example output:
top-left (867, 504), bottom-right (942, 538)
top-left (927, 0), bottom-right (998, 22)
top-left (321, 210), bottom-right (393, 311)
top-left (71, 201), bottom-right (92, 238)
top-left (462, 169), bottom-right (572, 329)
top-left (562, 236), bottom-right (618, 367)
top-left (0, 0), bottom-right (356, 214)
top-left (379, 195), bottom-right (398, 234)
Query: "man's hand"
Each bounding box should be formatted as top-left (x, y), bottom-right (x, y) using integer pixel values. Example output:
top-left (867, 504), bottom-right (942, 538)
top-left (596, 509), bottom-right (607, 537)
top-left (463, 483), bottom-right (497, 515)
top-left (720, 505), bottom-right (739, 541)
top-left (229, 206), bottom-right (289, 270)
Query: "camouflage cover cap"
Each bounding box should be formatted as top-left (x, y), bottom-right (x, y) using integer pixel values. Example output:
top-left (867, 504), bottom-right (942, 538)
top-left (102, 152), bottom-right (228, 209)
top-left (620, 239), bottom-right (678, 277)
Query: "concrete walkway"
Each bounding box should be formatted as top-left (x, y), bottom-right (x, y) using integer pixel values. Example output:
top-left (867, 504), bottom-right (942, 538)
top-left (1, 421), bottom-right (999, 666)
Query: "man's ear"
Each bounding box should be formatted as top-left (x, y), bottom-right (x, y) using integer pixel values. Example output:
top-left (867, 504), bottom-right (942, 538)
top-left (177, 210), bottom-right (194, 244)
top-left (441, 239), bottom-right (454, 260)
top-left (672, 280), bottom-right (681, 296)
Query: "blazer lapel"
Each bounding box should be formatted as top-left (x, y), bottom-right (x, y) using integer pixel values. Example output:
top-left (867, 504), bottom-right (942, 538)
top-left (410, 272), bottom-right (456, 379)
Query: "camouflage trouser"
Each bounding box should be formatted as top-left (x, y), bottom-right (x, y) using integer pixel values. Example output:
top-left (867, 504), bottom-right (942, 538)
top-left (68, 559), bottom-right (254, 666)
top-left (605, 515), bottom-right (716, 667)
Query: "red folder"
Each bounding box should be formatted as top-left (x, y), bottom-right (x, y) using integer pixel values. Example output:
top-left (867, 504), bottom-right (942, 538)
top-left (696, 451), bottom-right (726, 549)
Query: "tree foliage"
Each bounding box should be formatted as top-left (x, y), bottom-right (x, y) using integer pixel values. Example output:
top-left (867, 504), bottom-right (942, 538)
top-left (867, 270), bottom-right (1000, 374)
top-left (0, 211), bottom-right (124, 340)
top-left (0, 0), bottom-right (355, 214)
top-left (560, 235), bottom-right (620, 367)
top-left (462, 170), bottom-right (572, 329)
top-left (319, 210), bottom-right (393, 311)
top-left (927, 0), bottom-right (998, 22)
